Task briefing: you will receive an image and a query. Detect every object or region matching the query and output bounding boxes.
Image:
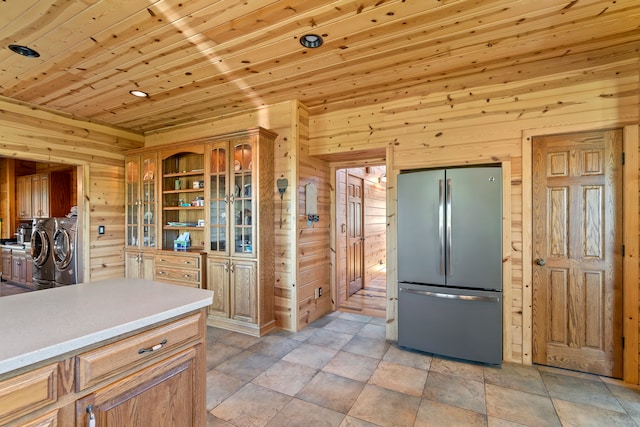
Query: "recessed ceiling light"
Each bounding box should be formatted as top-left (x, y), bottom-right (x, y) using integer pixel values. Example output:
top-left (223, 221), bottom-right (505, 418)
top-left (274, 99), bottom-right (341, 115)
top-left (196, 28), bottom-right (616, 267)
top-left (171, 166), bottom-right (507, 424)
top-left (8, 44), bottom-right (40, 58)
top-left (129, 90), bottom-right (149, 98)
top-left (300, 34), bottom-right (323, 49)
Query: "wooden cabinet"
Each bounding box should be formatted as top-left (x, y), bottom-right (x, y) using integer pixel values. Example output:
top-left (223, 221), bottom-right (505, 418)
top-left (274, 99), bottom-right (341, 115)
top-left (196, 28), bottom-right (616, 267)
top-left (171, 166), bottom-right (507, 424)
top-left (1, 248), bottom-right (11, 281)
top-left (160, 146), bottom-right (205, 251)
top-left (155, 252), bottom-right (203, 288)
top-left (124, 250), bottom-right (155, 280)
top-left (15, 173), bottom-right (71, 220)
top-left (11, 250), bottom-right (26, 284)
top-left (76, 348), bottom-right (199, 426)
top-left (206, 128), bottom-right (276, 336)
top-left (0, 363), bottom-right (60, 425)
top-left (3, 248), bottom-right (34, 289)
top-left (0, 310), bottom-right (206, 427)
top-left (122, 127), bottom-right (276, 336)
top-left (16, 176), bottom-right (31, 219)
top-left (125, 152), bottom-right (158, 250)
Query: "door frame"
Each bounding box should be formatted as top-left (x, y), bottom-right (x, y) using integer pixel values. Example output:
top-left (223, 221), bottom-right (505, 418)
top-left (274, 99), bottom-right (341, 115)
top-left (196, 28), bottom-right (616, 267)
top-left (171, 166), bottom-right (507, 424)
top-left (330, 162), bottom-right (387, 314)
top-left (522, 123), bottom-right (638, 384)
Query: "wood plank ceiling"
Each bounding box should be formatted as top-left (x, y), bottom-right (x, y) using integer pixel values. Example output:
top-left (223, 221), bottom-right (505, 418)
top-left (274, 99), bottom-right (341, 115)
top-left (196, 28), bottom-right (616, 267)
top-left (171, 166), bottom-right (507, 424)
top-left (0, 0), bottom-right (638, 134)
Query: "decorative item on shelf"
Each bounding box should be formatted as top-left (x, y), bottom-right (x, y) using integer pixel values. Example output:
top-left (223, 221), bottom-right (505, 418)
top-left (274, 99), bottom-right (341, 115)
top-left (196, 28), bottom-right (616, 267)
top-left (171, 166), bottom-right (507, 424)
top-left (175, 179), bottom-right (182, 190)
top-left (143, 171), bottom-right (154, 181)
top-left (174, 232), bottom-right (190, 251)
top-left (234, 160), bottom-right (241, 171)
top-left (244, 184), bottom-right (251, 197)
top-left (197, 219), bottom-right (205, 227)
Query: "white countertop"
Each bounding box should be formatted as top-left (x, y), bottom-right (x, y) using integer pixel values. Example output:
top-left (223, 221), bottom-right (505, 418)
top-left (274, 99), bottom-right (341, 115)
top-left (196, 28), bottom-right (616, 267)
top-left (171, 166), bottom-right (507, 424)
top-left (0, 279), bottom-right (213, 376)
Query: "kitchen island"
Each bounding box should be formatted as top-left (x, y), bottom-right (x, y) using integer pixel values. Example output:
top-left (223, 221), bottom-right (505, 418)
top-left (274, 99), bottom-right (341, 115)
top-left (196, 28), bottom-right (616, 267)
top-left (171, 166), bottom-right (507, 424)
top-left (0, 278), bottom-right (213, 426)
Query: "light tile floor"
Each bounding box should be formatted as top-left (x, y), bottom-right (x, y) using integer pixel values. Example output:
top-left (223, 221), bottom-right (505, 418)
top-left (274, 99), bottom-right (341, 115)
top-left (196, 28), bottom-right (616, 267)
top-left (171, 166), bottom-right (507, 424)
top-left (206, 311), bottom-right (640, 427)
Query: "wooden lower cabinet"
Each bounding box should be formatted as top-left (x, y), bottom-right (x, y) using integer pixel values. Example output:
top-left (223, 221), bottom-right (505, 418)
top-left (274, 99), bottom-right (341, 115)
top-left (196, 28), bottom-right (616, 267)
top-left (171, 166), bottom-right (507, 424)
top-left (0, 310), bottom-right (206, 427)
top-left (154, 252), bottom-right (203, 288)
top-left (76, 348), bottom-right (200, 427)
top-left (124, 250), bottom-right (156, 280)
top-left (207, 257), bottom-right (273, 336)
top-left (2, 248), bottom-right (11, 281)
top-left (2, 248), bottom-right (34, 289)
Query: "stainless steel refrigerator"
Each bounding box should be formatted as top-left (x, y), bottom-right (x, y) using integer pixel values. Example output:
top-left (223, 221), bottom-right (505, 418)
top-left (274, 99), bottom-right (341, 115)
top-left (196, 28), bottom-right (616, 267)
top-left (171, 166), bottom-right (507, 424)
top-left (397, 166), bottom-right (502, 364)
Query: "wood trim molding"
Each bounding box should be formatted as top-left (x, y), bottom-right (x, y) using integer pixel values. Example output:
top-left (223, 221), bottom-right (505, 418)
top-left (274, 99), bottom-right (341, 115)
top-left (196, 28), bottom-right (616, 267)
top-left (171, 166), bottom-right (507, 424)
top-left (622, 124), bottom-right (639, 384)
top-left (502, 160), bottom-right (513, 363)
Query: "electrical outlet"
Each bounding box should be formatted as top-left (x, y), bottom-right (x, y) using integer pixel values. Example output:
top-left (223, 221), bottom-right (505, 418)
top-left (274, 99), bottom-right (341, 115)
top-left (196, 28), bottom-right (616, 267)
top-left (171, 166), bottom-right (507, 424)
top-left (318, 287), bottom-right (322, 297)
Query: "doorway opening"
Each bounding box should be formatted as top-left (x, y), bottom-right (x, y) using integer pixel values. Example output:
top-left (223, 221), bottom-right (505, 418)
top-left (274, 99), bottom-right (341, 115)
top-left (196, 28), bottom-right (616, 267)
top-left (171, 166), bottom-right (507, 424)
top-left (334, 165), bottom-right (386, 318)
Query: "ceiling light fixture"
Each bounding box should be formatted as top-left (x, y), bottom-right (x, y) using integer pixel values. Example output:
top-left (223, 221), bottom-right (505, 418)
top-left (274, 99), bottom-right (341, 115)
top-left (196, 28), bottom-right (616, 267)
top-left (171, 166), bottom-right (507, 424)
top-left (300, 34), bottom-right (323, 49)
top-left (129, 90), bottom-right (149, 98)
top-left (8, 44), bottom-right (40, 58)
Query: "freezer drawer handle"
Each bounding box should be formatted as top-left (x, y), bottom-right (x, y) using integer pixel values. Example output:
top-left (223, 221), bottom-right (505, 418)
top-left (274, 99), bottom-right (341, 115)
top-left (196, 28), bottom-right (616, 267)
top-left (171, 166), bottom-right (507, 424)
top-left (400, 287), bottom-right (500, 303)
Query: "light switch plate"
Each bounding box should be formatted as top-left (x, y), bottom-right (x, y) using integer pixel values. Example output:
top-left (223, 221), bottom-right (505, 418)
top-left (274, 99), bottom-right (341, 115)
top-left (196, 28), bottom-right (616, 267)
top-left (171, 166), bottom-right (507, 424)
top-left (98, 225), bottom-right (105, 235)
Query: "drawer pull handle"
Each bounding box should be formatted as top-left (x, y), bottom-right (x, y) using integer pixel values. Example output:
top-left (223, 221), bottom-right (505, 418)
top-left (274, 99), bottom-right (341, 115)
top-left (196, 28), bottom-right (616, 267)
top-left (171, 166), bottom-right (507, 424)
top-left (138, 339), bottom-right (167, 354)
top-left (157, 271), bottom-right (166, 275)
top-left (86, 404), bottom-right (96, 427)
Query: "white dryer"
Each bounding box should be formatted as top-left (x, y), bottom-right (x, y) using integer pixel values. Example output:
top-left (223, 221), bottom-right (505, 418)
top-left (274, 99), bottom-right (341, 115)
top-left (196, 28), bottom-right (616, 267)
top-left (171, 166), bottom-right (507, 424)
top-left (31, 218), bottom-right (55, 289)
top-left (53, 217), bottom-right (79, 286)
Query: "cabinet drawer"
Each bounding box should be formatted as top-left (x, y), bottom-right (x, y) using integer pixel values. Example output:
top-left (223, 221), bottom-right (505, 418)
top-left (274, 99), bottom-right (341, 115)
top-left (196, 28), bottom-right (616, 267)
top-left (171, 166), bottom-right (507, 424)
top-left (0, 363), bottom-right (58, 425)
top-left (76, 312), bottom-right (202, 391)
top-left (155, 253), bottom-right (200, 268)
top-left (155, 267), bottom-right (200, 285)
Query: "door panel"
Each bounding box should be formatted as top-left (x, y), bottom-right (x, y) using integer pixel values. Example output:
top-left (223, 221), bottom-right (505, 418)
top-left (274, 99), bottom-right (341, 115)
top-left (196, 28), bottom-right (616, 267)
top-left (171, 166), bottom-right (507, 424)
top-left (347, 175), bottom-right (364, 296)
top-left (532, 129), bottom-right (623, 378)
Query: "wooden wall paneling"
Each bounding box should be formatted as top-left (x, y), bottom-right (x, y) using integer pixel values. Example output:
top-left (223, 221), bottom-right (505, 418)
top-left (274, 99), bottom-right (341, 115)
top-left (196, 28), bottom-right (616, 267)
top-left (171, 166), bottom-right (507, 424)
top-left (88, 164), bottom-right (126, 280)
top-left (296, 148), bottom-right (331, 330)
top-left (309, 65), bottom-right (638, 157)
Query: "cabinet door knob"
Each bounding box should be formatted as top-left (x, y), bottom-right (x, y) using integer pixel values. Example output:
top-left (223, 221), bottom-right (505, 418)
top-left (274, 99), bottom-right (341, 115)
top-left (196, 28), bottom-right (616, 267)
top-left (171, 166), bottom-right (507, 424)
top-left (535, 258), bottom-right (546, 266)
top-left (86, 404), bottom-right (96, 427)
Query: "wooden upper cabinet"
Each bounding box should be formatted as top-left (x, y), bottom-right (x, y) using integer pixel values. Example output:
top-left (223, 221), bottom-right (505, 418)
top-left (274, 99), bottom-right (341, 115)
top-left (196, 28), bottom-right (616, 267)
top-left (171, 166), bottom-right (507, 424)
top-left (125, 152), bottom-right (158, 250)
top-left (16, 172), bottom-right (71, 220)
top-left (16, 176), bottom-right (31, 219)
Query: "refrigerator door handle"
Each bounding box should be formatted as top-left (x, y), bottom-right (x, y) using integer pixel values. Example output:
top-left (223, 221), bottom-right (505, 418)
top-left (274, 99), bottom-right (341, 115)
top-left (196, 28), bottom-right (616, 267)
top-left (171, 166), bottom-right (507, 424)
top-left (446, 178), bottom-right (452, 276)
top-left (400, 287), bottom-right (501, 303)
top-left (438, 179), bottom-right (445, 275)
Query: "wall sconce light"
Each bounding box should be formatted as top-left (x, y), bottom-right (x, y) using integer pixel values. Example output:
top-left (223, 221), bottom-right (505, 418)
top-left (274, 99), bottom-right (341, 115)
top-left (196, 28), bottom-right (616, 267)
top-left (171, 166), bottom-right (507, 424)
top-left (379, 173), bottom-right (387, 184)
top-left (277, 178), bottom-right (289, 228)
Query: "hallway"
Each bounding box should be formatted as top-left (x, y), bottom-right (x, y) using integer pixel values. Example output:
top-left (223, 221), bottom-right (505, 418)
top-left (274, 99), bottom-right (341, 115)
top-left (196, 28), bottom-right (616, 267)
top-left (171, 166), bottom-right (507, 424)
top-left (205, 311), bottom-right (640, 426)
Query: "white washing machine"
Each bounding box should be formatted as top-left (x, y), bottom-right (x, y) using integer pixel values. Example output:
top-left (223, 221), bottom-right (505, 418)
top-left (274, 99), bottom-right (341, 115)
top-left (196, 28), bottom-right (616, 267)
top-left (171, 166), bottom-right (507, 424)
top-left (31, 218), bottom-right (55, 289)
top-left (53, 217), bottom-right (79, 286)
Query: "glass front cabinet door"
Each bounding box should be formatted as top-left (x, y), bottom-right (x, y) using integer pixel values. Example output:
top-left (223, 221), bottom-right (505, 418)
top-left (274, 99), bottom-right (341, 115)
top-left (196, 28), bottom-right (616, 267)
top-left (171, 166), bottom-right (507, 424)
top-left (208, 141), bottom-right (255, 257)
top-left (126, 152), bottom-right (158, 250)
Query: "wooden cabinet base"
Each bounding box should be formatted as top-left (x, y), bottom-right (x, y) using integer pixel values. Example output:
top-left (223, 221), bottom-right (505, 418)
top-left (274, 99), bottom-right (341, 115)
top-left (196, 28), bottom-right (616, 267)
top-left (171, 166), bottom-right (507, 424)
top-left (207, 315), bottom-right (276, 337)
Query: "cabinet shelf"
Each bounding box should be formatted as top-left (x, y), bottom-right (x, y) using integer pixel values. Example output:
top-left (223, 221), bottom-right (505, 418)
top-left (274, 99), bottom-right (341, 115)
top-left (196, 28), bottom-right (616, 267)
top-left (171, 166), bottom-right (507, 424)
top-left (163, 206), bottom-right (204, 211)
top-left (163, 171), bottom-right (204, 178)
top-left (163, 189), bottom-right (204, 195)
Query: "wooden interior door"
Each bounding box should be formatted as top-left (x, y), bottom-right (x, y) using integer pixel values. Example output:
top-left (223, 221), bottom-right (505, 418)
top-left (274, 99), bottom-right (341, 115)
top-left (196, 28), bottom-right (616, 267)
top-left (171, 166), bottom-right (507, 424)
top-left (532, 129), bottom-right (623, 378)
top-left (347, 175), bottom-right (364, 296)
